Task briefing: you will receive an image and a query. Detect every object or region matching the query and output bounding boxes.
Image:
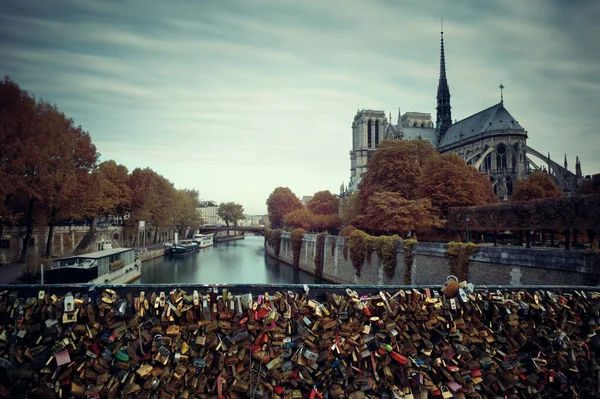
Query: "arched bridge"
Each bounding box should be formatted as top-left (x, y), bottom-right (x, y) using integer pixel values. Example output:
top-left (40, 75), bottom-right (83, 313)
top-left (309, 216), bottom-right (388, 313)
top-left (198, 226), bottom-right (266, 235)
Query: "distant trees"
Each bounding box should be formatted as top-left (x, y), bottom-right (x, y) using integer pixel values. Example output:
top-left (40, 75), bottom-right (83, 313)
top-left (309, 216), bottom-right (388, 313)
top-left (0, 77), bottom-right (204, 259)
top-left (511, 172), bottom-right (562, 202)
top-left (355, 140), bottom-right (496, 236)
top-left (217, 202), bottom-right (245, 230)
top-left (307, 191), bottom-right (339, 215)
top-left (266, 187), bottom-right (303, 228)
top-left (581, 174), bottom-right (600, 195)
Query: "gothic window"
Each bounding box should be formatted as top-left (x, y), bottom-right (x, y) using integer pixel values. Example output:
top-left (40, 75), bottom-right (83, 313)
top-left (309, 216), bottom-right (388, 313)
top-left (512, 152), bottom-right (517, 171)
top-left (367, 120), bottom-right (372, 148)
top-left (506, 176), bottom-right (513, 196)
top-left (484, 154), bottom-right (492, 171)
top-left (375, 121), bottom-right (379, 146)
top-left (496, 144), bottom-right (507, 171)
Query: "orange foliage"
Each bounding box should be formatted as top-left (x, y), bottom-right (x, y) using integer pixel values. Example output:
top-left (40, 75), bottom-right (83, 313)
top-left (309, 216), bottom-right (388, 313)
top-left (355, 192), bottom-right (443, 235)
top-left (511, 172), bottom-right (562, 202)
top-left (356, 140), bottom-right (496, 233)
top-left (266, 187), bottom-right (303, 229)
top-left (420, 153), bottom-right (497, 214)
top-left (284, 208), bottom-right (342, 232)
top-left (307, 191), bottom-right (339, 215)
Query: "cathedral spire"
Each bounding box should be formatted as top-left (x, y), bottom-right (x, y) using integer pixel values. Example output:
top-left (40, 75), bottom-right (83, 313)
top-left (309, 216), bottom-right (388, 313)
top-left (436, 19), bottom-right (452, 140)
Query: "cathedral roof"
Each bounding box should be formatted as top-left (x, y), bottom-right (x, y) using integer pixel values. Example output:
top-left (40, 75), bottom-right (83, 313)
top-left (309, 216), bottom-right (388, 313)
top-left (439, 102), bottom-right (525, 148)
top-left (402, 127), bottom-right (437, 146)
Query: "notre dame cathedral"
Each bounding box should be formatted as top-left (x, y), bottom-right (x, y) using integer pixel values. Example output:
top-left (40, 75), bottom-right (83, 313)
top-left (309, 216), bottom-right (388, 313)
top-left (344, 29), bottom-right (583, 201)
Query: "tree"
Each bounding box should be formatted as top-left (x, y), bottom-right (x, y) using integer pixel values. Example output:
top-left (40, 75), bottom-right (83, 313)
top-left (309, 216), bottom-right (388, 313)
top-left (358, 140), bottom-right (438, 208)
top-left (266, 187), bottom-right (303, 228)
top-left (511, 172), bottom-right (562, 202)
top-left (0, 78), bottom-right (98, 260)
top-left (340, 192), bottom-right (360, 225)
top-left (355, 140), bottom-right (496, 234)
top-left (419, 153), bottom-right (497, 215)
top-left (173, 189), bottom-right (202, 236)
top-left (307, 191), bottom-right (340, 215)
top-left (355, 192), bottom-right (442, 236)
top-left (128, 168), bottom-right (176, 244)
top-left (580, 174), bottom-right (600, 195)
top-left (96, 160), bottom-right (131, 223)
top-left (284, 207), bottom-right (315, 230)
top-left (217, 202), bottom-right (245, 232)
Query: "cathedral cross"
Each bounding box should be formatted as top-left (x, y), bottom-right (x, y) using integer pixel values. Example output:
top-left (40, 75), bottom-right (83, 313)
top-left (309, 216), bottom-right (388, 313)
top-left (499, 83), bottom-right (505, 103)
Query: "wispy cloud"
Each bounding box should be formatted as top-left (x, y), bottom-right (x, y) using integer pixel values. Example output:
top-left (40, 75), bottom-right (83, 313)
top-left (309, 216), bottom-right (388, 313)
top-left (1, 0), bottom-right (599, 213)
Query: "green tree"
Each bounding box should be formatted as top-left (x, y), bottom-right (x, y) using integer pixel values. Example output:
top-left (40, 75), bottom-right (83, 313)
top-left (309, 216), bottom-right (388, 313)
top-left (307, 191), bottom-right (339, 215)
top-left (266, 187), bottom-right (303, 228)
top-left (217, 202), bottom-right (245, 232)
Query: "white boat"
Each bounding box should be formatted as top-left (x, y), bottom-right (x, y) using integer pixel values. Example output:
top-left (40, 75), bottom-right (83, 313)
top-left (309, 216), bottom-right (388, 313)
top-left (44, 248), bottom-right (142, 285)
top-left (193, 233), bottom-right (214, 249)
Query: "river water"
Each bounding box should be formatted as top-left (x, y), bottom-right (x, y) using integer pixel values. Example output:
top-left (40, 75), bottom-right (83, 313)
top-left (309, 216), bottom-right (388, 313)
top-left (137, 235), bottom-right (325, 285)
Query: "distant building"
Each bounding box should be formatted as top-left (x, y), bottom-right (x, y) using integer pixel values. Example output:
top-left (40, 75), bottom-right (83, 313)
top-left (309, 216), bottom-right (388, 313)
top-left (345, 28), bottom-right (583, 201)
top-left (197, 201), bottom-right (225, 226)
top-left (301, 196), bottom-right (313, 206)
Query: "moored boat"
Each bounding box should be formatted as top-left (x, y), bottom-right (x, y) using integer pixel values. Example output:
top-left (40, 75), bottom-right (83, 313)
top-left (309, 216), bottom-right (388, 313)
top-left (169, 240), bottom-right (200, 256)
top-left (44, 248), bottom-right (141, 284)
top-left (192, 233), bottom-right (214, 249)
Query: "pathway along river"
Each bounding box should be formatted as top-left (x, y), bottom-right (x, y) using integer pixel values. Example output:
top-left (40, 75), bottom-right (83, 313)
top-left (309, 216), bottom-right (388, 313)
top-left (137, 235), bottom-right (325, 285)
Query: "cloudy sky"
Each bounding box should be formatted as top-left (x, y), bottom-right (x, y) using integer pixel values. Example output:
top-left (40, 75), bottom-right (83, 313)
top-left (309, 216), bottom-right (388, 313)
top-left (1, 0), bottom-right (599, 214)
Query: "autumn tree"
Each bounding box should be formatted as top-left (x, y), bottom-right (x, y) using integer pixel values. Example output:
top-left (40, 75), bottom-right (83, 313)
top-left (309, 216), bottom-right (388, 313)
top-left (307, 191), bottom-right (339, 215)
top-left (355, 192), bottom-right (442, 236)
top-left (217, 202), bottom-right (245, 230)
top-left (511, 171), bottom-right (562, 202)
top-left (580, 174), bottom-right (600, 195)
top-left (355, 140), bottom-right (496, 234)
top-left (266, 187), bottom-right (303, 228)
top-left (340, 192), bottom-right (360, 225)
top-left (95, 160), bottom-right (131, 223)
top-left (128, 168), bottom-right (176, 244)
top-left (419, 153), bottom-right (497, 216)
top-left (358, 140), bottom-right (438, 207)
top-left (0, 78), bottom-right (99, 261)
top-left (284, 207), bottom-right (315, 231)
top-left (173, 189), bottom-right (202, 236)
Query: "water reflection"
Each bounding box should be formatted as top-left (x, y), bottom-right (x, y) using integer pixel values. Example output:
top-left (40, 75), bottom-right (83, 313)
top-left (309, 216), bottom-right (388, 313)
top-left (138, 236), bottom-right (324, 284)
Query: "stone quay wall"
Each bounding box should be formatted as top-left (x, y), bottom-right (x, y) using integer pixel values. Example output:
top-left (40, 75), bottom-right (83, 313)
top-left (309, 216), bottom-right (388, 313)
top-left (266, 233), bottom-right (597, 286)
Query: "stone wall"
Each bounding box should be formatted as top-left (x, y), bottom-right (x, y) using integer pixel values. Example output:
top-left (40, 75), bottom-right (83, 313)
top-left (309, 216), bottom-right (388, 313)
top-left (265, 233), bottom-right (598, 286)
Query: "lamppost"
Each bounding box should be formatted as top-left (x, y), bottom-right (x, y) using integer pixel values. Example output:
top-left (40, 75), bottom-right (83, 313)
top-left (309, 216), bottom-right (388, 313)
top-left (466, 215), bottom-right (470, 243)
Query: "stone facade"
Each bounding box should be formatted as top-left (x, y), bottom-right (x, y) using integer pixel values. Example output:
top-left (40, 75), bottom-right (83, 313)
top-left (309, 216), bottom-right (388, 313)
top-left (265, 234), bottom-right (597, 286)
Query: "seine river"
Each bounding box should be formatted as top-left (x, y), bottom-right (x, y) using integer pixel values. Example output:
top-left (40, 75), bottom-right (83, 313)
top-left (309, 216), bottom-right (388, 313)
top-left (137, 235), bottom-right (324, 284)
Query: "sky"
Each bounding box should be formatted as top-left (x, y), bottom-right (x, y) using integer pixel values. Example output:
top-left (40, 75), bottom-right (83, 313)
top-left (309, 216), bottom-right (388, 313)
top-left (1, 0), bottom-right (599, 214)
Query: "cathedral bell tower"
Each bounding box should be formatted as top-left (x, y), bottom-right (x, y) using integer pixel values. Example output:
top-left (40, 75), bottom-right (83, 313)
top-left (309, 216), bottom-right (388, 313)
top-left (436, 23), bottom-right (452, 143)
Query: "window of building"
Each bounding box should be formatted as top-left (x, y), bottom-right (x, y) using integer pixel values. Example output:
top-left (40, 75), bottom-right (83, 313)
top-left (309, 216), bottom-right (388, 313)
top-left (484, 154), bottom-right (492, 171)
top-left (506, 176), bottom-right (513, 196)
top-left (375, 121), bottom-right (379, 146)
top-left (367, 120), bottom-right (372, 148)
top-left (0, 238), bottom-right (9, 249)
top-left (496, 144), bottom-right (507, 170)
top-left (512, 152), bottom-right (517, 171)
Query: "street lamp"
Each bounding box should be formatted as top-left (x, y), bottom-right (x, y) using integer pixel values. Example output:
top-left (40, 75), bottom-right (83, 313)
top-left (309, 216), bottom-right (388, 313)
top-left (465, 215), bottom-right (471, 243)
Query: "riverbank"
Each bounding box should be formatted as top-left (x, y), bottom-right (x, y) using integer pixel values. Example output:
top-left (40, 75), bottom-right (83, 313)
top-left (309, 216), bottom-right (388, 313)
top-left (265, 232), bottom-right (598, 286)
